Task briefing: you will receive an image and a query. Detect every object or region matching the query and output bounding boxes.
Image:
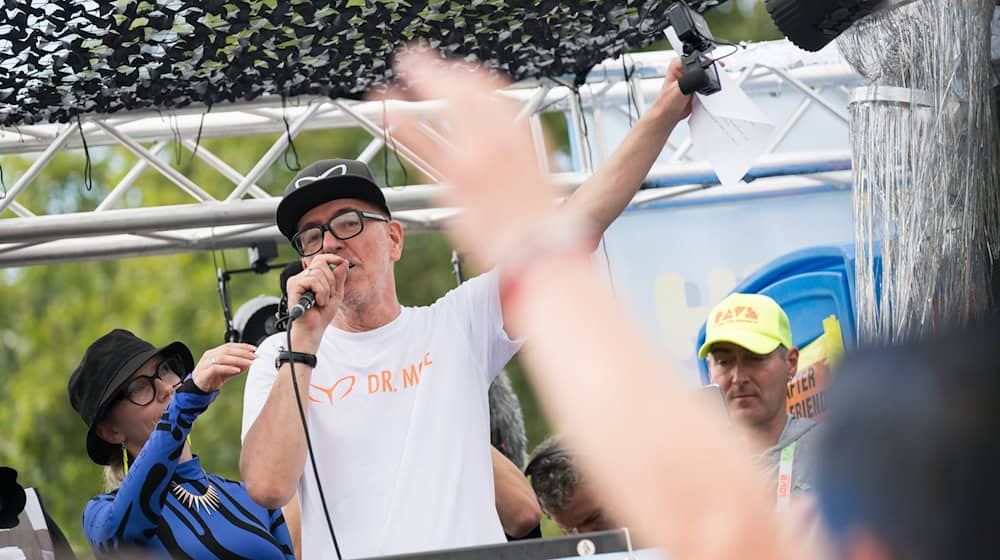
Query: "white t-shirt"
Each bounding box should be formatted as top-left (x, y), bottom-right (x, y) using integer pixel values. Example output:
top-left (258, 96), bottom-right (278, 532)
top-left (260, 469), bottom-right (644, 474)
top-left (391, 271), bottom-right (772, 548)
top-left (241, 270), bottom-right (521, 559)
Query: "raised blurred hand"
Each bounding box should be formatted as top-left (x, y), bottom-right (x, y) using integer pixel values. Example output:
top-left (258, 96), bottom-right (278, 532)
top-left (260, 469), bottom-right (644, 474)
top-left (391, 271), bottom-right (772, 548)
top-left (387, 49), bottom-right (556, 271)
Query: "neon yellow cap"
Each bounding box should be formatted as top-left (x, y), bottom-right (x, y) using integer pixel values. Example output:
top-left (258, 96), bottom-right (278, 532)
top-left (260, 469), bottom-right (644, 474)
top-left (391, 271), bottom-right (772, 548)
top-left (698, 293), bottom-right (793, 359)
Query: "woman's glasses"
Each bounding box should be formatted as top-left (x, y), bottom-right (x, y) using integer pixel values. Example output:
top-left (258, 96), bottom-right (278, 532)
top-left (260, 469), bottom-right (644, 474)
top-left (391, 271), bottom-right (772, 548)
top-left (118, 357), bottom-right (184, 407)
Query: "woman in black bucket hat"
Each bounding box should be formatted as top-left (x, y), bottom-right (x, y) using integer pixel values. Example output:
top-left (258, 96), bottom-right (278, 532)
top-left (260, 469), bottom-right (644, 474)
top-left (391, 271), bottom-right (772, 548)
top-left (67, 329), bottom-right (293, 559)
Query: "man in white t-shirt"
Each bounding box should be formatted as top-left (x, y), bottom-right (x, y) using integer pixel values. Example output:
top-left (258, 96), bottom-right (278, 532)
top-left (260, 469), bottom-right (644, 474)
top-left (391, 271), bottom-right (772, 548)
top-left (240, 59), bottom-right (693, 559)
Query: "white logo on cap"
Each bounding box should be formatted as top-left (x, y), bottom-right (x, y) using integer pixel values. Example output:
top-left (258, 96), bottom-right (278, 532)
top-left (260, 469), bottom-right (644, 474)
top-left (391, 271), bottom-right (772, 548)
top-left (294, 164), bottom-right (349, 190)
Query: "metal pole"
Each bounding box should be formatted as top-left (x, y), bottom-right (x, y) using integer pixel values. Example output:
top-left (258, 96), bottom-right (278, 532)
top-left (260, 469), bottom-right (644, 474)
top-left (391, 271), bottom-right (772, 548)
top-left (529, 114), bottom-right (550, 176)
top-left (357, 137), bottom-right (387, 164)
top-left (183, 139), bottom-right (271, 200)
top-left (0, 149), bottom-right (850, 246)
top-left (93, 120), bottom-right (217, 202)
top-left (0, 124), bottom-right (78, 214)
top-left (757, 64), bottom-right (850, 123)
top-left (515, 82), bottom-right (555, 123)
top-left (331, 99), bottom-right (441, 181)
top-left (96, 140), bottom-right (170, 211)
top-left (0, 199), bottom-right (279, 243)
top-left (0, 172), bottom-right (853, 268)
top-left (763, 98), bottom-right (813, 154)
top-left (7, 201), bottom-right (35, 218)
top-left (225, 101), bottom-right (324, 201)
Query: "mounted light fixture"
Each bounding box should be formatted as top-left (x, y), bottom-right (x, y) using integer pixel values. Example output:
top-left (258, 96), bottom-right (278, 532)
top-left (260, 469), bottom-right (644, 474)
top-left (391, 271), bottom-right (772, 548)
top-left (232, 295), bottom-right (282, 346)
top-left (765, 0), bottom-right (920, 52)
top-left (216, 241), bottom-right (297, 344)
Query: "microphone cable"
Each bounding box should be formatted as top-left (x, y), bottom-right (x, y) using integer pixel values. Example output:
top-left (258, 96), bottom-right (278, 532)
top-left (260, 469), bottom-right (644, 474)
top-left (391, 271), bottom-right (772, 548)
top-left (286, 317), bottom-right (343, 560)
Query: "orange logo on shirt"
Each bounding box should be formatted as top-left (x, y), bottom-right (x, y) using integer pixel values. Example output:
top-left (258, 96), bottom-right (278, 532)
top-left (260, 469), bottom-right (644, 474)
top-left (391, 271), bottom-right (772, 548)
top-left (309, 375), bottom-right (357, 404)
top-left (309, 352), bottom-right (433, 406)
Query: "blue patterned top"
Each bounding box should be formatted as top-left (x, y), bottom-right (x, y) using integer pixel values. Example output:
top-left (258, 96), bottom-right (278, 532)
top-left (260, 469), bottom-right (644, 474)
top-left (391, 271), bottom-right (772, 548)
top-left (83, 379), bottom-right (294, 559)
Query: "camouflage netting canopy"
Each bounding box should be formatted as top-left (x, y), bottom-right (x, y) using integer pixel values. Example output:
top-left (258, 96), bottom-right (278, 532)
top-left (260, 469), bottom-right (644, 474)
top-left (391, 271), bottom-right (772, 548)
top-left (0, 0), bottom-right (725, 127)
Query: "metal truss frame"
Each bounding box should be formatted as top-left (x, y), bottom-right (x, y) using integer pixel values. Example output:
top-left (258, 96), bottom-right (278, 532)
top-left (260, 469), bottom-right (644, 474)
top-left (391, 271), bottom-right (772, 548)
top-left (0, 41), bottom-right (861, 268)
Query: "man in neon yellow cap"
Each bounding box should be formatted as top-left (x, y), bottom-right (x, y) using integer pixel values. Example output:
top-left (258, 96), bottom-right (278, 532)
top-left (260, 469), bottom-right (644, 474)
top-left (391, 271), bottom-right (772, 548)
top-left (699, 293), bottom-right (820, 505)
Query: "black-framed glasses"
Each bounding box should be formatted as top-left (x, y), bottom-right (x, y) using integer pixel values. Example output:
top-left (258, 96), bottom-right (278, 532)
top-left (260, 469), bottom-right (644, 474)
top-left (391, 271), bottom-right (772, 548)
top-left (291, 209), bottom-right (389, 257)
top-left (118, 357), bottom-right (184, 407)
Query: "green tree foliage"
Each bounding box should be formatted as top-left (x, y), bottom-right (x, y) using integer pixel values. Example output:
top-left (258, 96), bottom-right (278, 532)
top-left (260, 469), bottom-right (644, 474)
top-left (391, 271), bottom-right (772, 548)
top-left (706, 0), bottom-right (783, 42)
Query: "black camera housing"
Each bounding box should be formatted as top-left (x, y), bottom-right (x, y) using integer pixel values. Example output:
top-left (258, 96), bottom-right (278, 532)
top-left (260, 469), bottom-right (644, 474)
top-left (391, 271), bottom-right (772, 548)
top-left (667, 1), bottom-right (722, 96)
top-left (679, 52), bottom-right (721, 96)
top-left (666, 2), bottom-right (715, 52)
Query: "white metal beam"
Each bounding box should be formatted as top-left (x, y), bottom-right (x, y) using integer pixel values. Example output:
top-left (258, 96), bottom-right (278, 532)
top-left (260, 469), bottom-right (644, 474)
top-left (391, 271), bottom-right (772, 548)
top-left (0, 41), bottom-right (862, 268)
top-left (0, 172), bottom-right (852, 268)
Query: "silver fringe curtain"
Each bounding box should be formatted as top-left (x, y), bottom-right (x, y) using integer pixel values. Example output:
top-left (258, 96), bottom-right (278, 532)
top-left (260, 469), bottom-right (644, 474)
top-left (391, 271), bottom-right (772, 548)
top-left (838, 0), bottom-right (1000, 344)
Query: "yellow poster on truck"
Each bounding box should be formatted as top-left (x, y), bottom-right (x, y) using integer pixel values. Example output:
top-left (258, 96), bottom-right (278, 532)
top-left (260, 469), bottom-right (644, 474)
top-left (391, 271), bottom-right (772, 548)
top-left (786, 315), bottom-right (845, 421)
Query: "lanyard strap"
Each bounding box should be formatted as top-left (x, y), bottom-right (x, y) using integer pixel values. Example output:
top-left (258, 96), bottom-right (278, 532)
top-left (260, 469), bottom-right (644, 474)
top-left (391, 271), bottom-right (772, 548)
top-left (776, 441), bottom-right (796, 510)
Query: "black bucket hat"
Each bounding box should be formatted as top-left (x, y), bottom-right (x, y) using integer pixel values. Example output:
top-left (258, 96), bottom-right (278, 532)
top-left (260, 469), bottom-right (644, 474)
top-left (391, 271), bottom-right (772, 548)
top-left (275, 159), bottom-right (391, 243)
top-left (67, 329), bottom-right (194, 465)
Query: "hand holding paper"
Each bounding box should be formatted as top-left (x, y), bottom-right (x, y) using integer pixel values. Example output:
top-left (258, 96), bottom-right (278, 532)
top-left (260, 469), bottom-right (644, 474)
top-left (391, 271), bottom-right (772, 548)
top-left (665, 28), bottom-right (776, 187)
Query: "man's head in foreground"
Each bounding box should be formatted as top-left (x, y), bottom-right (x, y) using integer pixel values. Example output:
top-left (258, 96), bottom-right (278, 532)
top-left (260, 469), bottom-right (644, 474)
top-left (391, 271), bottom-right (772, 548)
top-left (817, 321), bottom-right (1000, 560)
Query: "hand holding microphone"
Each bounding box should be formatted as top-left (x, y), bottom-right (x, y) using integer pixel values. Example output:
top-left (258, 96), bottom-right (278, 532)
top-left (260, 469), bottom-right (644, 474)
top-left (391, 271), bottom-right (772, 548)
top-left (289, 261), bottom-right (350, 321)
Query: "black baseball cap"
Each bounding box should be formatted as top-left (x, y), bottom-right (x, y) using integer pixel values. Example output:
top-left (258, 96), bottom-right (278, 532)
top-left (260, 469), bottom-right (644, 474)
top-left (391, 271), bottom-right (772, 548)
top-left (275, 159), bottom-right (391, 243)
top-left (67, 329), bottom-right (194, 465)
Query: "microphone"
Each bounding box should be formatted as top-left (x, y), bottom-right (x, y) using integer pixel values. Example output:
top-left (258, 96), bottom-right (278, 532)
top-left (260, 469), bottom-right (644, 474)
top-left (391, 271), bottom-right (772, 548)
top-left (289, 264), bottom-right (348, 321)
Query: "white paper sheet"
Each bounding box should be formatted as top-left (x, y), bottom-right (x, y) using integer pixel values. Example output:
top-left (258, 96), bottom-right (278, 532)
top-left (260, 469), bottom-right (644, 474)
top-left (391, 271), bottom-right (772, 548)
top-left (665, 28), bottom-right (776, 187)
